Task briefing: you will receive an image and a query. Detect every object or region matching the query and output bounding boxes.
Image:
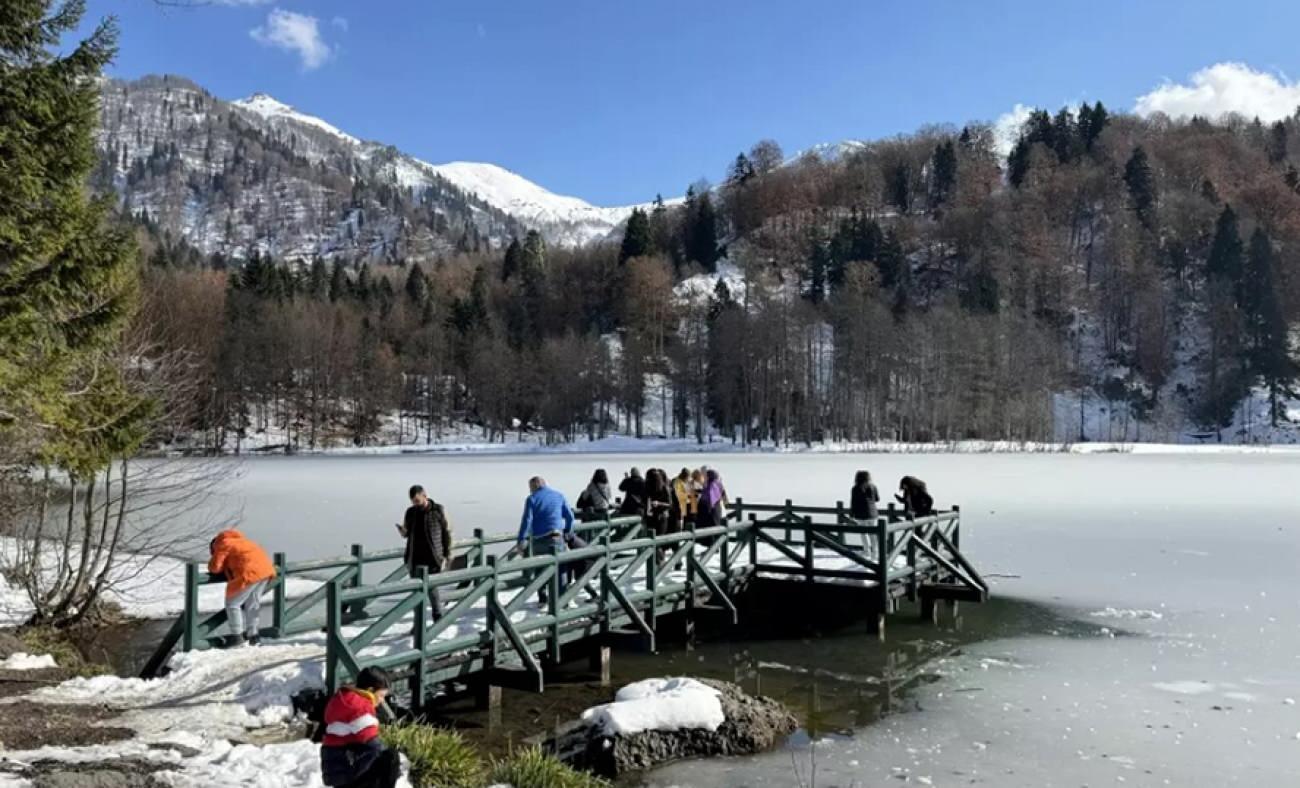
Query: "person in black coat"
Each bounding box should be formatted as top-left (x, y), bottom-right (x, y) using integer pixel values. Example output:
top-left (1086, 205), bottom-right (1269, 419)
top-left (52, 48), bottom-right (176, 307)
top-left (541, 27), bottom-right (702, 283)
top-left (850, 470), bottom-right (879, 521)
top-left (398, 485), bottom-right (453, 622)
top-left (617, 467), bottom-right (646, 516)
top-left (896, 476), bottom-right (934, 517)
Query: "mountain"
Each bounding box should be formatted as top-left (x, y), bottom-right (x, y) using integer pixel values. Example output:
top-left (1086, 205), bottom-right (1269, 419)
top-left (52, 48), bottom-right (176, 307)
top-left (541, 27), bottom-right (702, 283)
top-left (93, 75), bottom-right (646, 264)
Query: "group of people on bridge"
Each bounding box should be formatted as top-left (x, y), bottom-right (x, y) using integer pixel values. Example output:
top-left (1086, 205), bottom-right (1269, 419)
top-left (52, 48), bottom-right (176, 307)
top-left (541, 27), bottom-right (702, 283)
top-left (203, 467), bottom-right (934, 649)
top-left (198, 467), bottom-right (937, 788)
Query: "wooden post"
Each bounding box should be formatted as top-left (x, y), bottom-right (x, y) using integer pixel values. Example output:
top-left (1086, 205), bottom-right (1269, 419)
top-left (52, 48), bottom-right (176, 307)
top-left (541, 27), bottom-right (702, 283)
top-left (783, 498), bottom-right (793, 543)
top-left (874, 517), bottom-right (889, 642)
top-left (748, 514), bottom-right (759, 567)
top-left (325, 580), bottom-right (343, 693)
top-left (348, 544), bottom-right (366, 619)
top-left (952, 505), bottom-right (961, 552)
top-left (803, 516), bottom-right (815, 586)
top-left (410, 570), bottom-right (428, 712)
top-left (182, 562), bottom-right (201, 651)
top-left (589, 645), bottom-right (611, 687)
top-left (271, 552), bottom-right (287, 637)
top-left (473, 528), bottom-right (485, 567)
top-left (475, 681), bottom-right (499, 733)
top-left (485, 556), bottom-right (498, 666)
top-left (547, 561), bottom-right (561, 665)
top-left (684, 540), bottom-right (697, 650)
top-left (646, 544), bottom-right (659, 632)
top-left (732, 497), bottom-right (744, 527)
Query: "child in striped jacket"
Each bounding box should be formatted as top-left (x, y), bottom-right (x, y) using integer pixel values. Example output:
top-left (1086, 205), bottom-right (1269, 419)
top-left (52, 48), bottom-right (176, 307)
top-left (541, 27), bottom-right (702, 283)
top-left (320, 667), bottom-right (401, 788)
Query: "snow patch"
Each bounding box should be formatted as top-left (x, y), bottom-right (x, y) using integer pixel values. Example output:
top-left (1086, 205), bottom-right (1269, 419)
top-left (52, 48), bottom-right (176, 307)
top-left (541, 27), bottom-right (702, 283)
top-left (1089, 607), bottom-right (1164, 621)
top-left (581, 677), bottom-right (725, 736)
top-left (0, 653), bottom-right (57, 671)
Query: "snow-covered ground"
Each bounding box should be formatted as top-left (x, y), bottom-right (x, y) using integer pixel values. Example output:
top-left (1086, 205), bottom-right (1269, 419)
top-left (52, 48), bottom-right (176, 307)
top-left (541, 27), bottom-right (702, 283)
top-left (0, 538), bottom-right (321, 629)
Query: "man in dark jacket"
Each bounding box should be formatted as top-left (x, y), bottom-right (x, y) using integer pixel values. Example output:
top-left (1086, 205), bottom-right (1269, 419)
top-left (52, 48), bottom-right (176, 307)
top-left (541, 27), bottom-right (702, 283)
top-left (320, 667), bottom-right (400, 788)
top-left (617, 467), bottom-right (646, 516)
top-left (398, 484), bottom-right (453, 622)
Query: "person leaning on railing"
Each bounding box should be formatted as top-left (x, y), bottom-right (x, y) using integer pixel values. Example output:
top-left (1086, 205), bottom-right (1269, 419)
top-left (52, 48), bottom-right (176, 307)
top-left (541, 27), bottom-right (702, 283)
top-left (208, 528), bottom-right (277, 647)
top-left (515, 476), bottom-right (575, 604)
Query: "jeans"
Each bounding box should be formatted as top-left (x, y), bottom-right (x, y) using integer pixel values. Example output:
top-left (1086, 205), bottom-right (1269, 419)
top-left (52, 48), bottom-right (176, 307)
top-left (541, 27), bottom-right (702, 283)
top-left (226, 579), bottom-right (268, 639)
top-left (531, 533), bottom-right (567, 605)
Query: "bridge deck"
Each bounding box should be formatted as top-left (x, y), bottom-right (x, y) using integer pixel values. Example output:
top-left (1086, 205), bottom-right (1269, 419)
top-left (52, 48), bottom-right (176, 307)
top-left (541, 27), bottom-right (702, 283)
top-left (143, 499), bottom-right (987, 710)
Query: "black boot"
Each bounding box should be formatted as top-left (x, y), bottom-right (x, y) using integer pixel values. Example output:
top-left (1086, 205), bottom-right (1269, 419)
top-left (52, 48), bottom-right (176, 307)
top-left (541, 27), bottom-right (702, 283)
top-left (247, 635), bottom-right (262, 646)
top-left (223, 633), bottom-right (246, 648)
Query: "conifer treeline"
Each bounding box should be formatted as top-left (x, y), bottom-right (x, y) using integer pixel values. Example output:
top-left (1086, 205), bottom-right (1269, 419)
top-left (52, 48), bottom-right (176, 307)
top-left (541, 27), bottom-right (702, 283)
top-left (142, 104), bottom-right (1300, 449)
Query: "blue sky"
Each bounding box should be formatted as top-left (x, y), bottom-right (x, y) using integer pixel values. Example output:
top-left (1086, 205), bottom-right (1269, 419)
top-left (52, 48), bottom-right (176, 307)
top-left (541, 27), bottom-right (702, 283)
top-left (85, 0), bottom-right (1300, 205)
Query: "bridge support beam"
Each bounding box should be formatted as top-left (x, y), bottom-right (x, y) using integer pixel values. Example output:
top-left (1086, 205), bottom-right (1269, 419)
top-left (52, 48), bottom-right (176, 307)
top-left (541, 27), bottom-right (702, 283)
top-left (475, 682), bottom-right (502, 730)
top-left (589, 645), bottom-right (611, 687)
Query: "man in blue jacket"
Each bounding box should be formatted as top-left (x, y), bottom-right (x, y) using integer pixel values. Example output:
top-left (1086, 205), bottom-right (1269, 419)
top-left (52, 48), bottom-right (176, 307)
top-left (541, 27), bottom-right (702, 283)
top-left (516, 476), bottom-right (574, 604)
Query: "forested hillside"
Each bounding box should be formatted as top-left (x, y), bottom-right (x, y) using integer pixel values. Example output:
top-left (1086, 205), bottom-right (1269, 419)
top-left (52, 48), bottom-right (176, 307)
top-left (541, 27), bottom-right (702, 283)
top-left (126, 95), bottom-right (1300, 450)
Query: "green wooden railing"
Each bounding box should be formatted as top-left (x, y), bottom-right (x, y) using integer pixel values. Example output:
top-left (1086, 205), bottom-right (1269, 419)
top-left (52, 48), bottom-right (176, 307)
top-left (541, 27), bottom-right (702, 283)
top-left (143, 500), bottom-right (985, 694)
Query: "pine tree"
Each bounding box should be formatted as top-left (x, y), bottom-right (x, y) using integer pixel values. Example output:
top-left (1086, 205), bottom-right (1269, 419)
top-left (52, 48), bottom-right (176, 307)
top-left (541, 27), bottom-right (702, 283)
top-left (649, 194), bottom-right (675, 265)
top-left (887, 162), bottom-right (912, 212)
top-left (1206, 204), bottom-right (1243, 291)
top-left (876, 228), bottom-right (906, 290)
top-left (1268, 121), bottom-right (1289, 164)
top-left (1051, 107), bottom-right (1078, 162)
top-left (501, 237), bottom-right (522, 282)
top-left (0, 0), bottom-right (144, 473)
top-left (1080, 101), bottom-right (1109, 150)
top-left (308, 257), bottom-right (329, 300)
top-left (728, 153), bottom-right (754, 186)
top-left (1242, 228), bottom-right (1293, 423)
top-left (329, 260), bottom-right (349, 302)
top-left (930, 141), bottom-right (957, 208)
top-left (620, 207), bottom-right (652, 263)
top-left (802, 227), bottom-right (830, 303)
top-left (1123, 146), bottom-right (1157, 229)
top-left (684, 189), bottom-right (720, 272)
top-left (404, 263), bottom-right (428, 304)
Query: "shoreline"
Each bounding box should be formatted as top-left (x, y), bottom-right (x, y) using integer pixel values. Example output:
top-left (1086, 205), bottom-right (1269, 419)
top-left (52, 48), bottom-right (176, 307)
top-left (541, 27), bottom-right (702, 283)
top-left (149, 434), bottom-right (1300, 459)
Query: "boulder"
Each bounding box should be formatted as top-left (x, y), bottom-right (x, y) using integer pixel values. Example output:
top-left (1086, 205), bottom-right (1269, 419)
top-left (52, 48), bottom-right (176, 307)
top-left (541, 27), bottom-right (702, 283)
top-left (583, 678), bottom-right (797, 777)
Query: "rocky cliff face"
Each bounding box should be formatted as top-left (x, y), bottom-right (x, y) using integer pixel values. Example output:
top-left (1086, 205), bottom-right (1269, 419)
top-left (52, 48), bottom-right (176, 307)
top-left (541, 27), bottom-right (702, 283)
top-left (94, 75), bottom-right (639, 264)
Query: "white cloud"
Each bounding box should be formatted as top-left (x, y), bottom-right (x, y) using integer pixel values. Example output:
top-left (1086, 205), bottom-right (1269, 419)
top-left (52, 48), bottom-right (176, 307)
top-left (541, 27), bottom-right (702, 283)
top-left (331, 16), bottom-right (349, 32)
top-left (1135, 62), bottom-right (1300, 122)
top-left (992, 103), bottom-right (1032, 157)
top-left (215, 0), bottom-right (272, 5)
top-left (250, 9), bottom-right (333, 71)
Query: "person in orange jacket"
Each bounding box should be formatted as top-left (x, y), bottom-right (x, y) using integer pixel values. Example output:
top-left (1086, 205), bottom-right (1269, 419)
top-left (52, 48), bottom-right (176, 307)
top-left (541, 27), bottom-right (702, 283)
top-left (208, 528), bottom-right (277, 647)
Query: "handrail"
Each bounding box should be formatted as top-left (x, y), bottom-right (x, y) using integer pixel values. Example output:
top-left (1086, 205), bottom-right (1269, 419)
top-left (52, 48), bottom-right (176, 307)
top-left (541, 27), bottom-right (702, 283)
top-left (145, 499), bottom-right (974, 686)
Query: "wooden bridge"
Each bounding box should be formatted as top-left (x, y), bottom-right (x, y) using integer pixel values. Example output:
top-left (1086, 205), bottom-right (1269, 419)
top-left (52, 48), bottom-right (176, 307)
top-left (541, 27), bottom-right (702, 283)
top-left (142, 499), bottom-right (987, 712)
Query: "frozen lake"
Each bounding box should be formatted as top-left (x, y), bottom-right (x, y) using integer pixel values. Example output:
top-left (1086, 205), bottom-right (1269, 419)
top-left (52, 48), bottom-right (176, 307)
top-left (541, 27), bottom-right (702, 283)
top-left (200, 451), bottom-right (1300, 786)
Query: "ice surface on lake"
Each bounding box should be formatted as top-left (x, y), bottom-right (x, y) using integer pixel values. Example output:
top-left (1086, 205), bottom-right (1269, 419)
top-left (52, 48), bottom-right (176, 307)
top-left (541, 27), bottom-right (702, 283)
top-left (45, 451), bottom-right (1299, 786)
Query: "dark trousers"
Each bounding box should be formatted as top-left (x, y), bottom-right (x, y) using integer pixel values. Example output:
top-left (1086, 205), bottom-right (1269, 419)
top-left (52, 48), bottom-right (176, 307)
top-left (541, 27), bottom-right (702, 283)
top-left (410, 564), bottom-right (443, 626)
top-left (340, 748), bottom-right (400, 788)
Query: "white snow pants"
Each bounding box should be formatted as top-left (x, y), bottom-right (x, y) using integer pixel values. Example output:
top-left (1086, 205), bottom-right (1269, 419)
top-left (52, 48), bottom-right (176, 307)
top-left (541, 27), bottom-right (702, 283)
top-left (226, 579), bottom-right (268, 638)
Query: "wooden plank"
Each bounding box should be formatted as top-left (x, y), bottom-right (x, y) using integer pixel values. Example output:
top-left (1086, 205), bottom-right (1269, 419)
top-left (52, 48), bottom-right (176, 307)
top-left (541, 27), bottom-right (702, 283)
top-left (753, 528), bottom-right (807, 566)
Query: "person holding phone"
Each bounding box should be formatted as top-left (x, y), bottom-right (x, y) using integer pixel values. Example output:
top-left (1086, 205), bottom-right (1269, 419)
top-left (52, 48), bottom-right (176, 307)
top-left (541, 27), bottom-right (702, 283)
top-left (399, 484), bottom-right (452, 623)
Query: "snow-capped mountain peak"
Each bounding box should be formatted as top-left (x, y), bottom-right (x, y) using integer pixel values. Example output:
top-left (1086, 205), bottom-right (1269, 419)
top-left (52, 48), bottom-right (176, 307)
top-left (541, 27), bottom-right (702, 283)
top-left (424, 161), bottom-right (645, 245)
top-left (231, 92), bottom-right (360, 146)
top-left (227, 91), bottom-right (646, 245)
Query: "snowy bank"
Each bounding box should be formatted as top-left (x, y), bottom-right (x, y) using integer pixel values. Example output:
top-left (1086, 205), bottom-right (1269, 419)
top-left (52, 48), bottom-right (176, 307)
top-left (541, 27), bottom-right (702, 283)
top-left (0, 537), bottom-right (321, 628)
top-left (581, 678), bottom-right (796, 777)
top-left (581, 677), bottom-right (724, 736)
top-left (0, 653), bottom-right (56, 671)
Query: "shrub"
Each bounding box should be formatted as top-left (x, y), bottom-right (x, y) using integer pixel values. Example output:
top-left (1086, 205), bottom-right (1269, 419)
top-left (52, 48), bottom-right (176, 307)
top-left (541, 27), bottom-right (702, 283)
top-left (381, 724), bottom-right (487, 788)
top-left (17, 626), bottom-right (109, 678)
top-left (489, 747), bottom-right (609, 788)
